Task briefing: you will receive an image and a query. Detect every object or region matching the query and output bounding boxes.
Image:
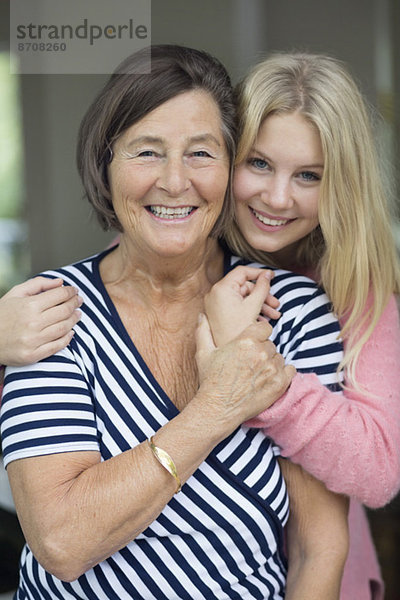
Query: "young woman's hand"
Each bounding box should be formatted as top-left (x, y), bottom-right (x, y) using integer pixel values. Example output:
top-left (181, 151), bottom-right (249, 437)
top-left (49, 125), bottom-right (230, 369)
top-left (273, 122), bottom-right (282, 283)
top-left (205, 265), bottom-right (281, 347)
top-left (0, 277), bottom-right (83, 366)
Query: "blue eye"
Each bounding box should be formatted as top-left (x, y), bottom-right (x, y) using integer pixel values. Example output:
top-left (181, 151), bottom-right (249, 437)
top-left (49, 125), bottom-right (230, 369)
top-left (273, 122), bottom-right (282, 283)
top-left (299, 171), bottom-right (320, 182)
top-left (138, 150), bottom-right (155, 157)
top-left (248, 157), bottom-right (269, 170)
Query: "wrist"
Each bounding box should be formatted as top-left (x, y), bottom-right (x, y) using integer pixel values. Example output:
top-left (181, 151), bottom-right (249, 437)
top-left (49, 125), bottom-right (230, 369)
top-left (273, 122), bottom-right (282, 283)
top-left (186, 388), bottom-right (239, 443)
top-left (147, 436), bottom-right (182, 494)
top-left (211, 330), bottom-right (237, 348)
top-left (150, 397), bottom-right (230, 488)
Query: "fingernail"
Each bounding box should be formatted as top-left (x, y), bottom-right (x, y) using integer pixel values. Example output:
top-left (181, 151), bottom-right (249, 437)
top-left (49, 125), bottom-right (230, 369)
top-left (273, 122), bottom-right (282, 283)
top-left (264, 270), bottom-right (272, 280)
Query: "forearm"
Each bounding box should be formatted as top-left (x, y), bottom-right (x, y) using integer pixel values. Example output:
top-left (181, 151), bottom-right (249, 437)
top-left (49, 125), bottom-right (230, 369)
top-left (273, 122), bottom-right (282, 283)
top-left (285, 553), bottom-right (345, 600)
top-left (250, 295), bottom-right (400, 506)
top-left (282, 459), bottom-right (349, 600)
top-left (250, 371), bottom-right (400, 506)
top-left (10, 390), bottom-right (229, 582)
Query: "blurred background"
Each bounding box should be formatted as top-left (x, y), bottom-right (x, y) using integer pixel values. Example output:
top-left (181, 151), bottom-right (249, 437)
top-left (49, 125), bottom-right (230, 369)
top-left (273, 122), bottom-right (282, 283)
top-left (0, 0), bottom-right (399, 598)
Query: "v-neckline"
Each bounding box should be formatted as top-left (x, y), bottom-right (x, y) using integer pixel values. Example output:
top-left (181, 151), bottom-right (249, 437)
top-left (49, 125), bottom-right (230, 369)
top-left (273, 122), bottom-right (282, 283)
top-left (91, 245), bottom-right (232, 418)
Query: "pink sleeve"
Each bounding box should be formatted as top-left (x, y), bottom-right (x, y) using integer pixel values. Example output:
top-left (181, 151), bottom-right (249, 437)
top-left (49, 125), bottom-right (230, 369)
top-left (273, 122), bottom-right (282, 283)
top-left (246, 294), bottom-right (400, 508)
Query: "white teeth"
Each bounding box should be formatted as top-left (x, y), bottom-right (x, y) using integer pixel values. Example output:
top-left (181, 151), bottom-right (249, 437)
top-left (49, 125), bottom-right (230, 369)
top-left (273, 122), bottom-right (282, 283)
top-left (149, 206), bottom-right (194, 219)
top-left (252, 209), bottom-right (288, 226)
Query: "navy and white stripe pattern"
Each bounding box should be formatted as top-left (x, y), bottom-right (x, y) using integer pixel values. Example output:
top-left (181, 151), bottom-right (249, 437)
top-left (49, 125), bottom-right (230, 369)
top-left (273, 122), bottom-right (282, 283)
top-left (1, 248), bottom-right (343, 599)
top-left (227, 255), bottom-right (343, 390)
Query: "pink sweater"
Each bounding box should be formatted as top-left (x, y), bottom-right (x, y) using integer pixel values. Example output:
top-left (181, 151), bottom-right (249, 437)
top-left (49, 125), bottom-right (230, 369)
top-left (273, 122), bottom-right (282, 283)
top-left (247, 293), bottom-right (400, 600)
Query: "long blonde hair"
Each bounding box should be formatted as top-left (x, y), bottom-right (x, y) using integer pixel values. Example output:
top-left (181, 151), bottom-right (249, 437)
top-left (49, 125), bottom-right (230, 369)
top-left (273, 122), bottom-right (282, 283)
top-left (225, 52), bottom-right (400, 384)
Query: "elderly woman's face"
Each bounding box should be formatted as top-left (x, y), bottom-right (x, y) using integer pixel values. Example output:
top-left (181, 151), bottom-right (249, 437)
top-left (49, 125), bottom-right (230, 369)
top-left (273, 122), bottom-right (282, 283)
top-left (108, 90), bottom-right (230, 258)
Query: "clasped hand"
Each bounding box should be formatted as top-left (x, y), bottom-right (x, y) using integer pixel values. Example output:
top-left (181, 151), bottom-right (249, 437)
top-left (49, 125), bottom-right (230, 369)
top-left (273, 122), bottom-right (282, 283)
top-left (204, 265), bottom-right (281, 346)
top-left (195, 309), bottom-right (296, 427)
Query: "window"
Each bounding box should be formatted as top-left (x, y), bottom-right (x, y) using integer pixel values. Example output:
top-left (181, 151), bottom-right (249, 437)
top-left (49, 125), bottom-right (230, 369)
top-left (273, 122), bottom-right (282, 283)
top-left (0, 51), bottom-right (27, 296)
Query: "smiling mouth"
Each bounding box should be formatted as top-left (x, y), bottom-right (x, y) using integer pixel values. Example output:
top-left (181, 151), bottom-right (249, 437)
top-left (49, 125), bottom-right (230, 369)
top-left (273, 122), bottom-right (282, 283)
top-left (251, 208), bottom-right (291, 226)
top-left (147, 205), bottom-right (196, 220)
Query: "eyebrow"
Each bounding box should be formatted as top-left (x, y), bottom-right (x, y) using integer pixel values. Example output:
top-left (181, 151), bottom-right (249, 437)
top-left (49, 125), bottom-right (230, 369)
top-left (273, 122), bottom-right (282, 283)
top-left (189, 134), bottom-right (223, 147)
top-left (126, 136), bottom-right (163, 149)
top-left (126, 133), bottom-right (223, 149)
top-left (298, 163), bottom-right (324, 169)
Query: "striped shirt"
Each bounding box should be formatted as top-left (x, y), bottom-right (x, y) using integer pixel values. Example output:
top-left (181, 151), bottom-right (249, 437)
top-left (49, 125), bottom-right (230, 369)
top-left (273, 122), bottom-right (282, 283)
top-left (0, 248), bottom-right (343, 600)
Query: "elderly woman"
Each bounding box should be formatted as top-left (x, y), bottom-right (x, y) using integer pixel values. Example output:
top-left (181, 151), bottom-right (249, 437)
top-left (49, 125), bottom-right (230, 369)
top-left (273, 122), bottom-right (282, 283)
top-left (0, 45), bottom-right (347, 599)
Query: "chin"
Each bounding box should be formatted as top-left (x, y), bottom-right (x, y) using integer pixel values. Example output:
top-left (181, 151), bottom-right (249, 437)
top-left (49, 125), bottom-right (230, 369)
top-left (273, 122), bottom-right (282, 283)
top-left (247, 236), bottom-right (287, 255)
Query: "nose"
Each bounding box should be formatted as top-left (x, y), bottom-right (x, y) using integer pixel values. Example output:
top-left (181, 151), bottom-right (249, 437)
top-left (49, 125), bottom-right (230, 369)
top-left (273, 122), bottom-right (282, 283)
top-left (262, 174), bottom-right (293, 210)
top-left (156, 156), bottom-right (191, 197)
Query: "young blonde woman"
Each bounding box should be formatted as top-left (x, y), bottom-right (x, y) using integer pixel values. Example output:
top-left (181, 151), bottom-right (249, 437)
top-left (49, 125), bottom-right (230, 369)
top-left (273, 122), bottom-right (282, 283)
top-left (205, 52), bottom-right (400, 600)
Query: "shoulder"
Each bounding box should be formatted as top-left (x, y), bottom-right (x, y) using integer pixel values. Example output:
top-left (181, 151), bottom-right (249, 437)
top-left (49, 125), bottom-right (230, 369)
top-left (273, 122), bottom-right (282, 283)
top-left (39, 251), bottom-right (102, 287)
top-left (37, 249), bottom-right (114, 302)
top-left (227, 253), bottom-right (327, 305)
top-left (269, 268), bottom-right (325, 303)
top-left (270, 268), bottom-right (337, 334)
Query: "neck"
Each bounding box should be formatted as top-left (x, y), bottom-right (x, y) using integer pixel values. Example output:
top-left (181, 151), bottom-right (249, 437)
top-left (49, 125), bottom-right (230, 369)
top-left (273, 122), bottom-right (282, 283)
top-left (100, 236), bottom-right (224, 306)
top-left (270, 242), bottom-right (300, 270)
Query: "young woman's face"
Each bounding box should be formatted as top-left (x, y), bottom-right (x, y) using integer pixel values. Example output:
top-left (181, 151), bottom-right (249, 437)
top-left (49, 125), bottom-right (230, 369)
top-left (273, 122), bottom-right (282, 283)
top-left (233, 112), bottom-right (323, 266)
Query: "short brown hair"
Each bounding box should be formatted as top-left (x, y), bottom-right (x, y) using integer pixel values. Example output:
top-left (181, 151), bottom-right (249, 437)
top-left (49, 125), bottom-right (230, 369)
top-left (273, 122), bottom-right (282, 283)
top-left (77, 44), bottom-right (236, 233)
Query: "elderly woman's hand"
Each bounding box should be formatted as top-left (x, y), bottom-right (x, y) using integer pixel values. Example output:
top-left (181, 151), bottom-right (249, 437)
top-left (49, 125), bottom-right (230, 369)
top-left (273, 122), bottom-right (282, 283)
top-left (0, 277), bottom-right (82, 366)
top-left (205, 266), bottom-right (281, 347)
top-left (195, 313), bottom-right (296, 429)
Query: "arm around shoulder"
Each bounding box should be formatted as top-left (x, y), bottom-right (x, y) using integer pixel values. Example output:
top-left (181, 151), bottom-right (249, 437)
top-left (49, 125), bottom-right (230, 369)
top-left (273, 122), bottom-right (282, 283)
top-left (248, 295), bottom-right (400, 507)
